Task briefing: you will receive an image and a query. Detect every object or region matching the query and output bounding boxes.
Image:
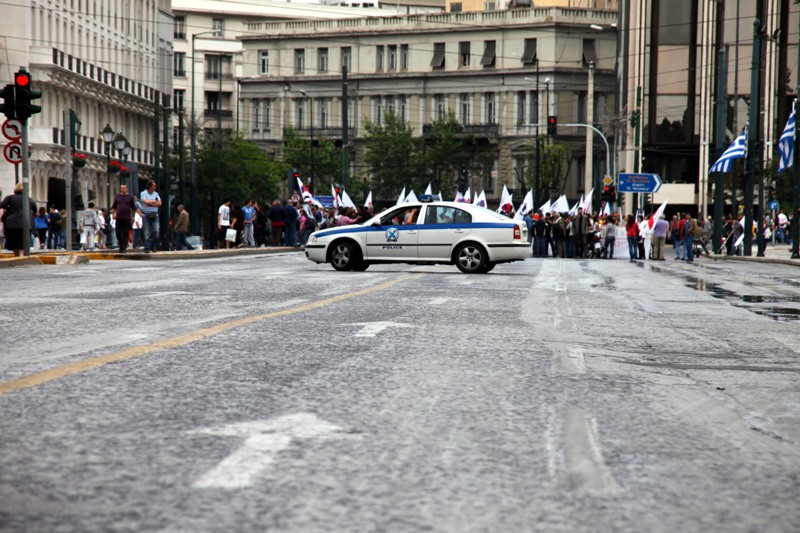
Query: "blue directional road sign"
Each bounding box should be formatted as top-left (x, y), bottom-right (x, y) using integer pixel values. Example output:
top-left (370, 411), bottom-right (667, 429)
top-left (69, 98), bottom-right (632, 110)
top-left (617, 173), bottom-right (663, 193)
top-left (769, 199), bottom-right (779, 211)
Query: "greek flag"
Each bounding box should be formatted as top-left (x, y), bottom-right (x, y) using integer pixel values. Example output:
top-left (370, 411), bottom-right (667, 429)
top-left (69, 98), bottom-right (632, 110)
top-left (708, 127), bottom-right (747, 174)
top-left (778, 105), bottom-right (795, 174)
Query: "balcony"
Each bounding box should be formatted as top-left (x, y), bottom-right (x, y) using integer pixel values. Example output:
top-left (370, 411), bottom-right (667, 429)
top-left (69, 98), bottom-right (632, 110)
top-left (422, 123), bottom-right (499, 138)
top-left (203, 109), bottom-right (233, 119)
top-left (285, 127), bottom-right (357, 138)
top-left (205, 72), bottom-right (234, 81)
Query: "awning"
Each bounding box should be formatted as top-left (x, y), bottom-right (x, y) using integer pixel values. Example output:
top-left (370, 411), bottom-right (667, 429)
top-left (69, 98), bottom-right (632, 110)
top-left (583, 40), bottom-right (598, 65)
top-left (521, 39), bottom-right (537, 64)
top-left (480, 41), bottom-right (496, 67)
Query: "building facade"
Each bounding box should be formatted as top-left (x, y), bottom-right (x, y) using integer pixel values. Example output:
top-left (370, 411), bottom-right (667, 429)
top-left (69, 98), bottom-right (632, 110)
top-left (239, 7), bottom-right (618, 203)
top-left (0, 0), bottom-right (173, 212)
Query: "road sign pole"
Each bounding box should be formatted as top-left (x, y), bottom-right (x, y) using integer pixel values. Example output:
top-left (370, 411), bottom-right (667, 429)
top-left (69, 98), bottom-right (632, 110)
top-left (21, 120), bottom-right (31, 257)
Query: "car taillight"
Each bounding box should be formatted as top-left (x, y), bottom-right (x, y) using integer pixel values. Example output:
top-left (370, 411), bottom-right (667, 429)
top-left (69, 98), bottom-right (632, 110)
top-left (513, 225), bottom-right (521, 240)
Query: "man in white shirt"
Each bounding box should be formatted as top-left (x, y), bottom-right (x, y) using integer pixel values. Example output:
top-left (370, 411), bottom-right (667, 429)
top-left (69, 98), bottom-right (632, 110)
top-left (217, 199), bottom-right (231, 249)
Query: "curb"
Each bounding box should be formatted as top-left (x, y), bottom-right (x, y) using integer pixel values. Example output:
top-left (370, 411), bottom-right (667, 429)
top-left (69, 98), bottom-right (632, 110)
top-left (710, 254), bottom-right (800, 268)
top-left (0, 257), bottom-right (43, 268)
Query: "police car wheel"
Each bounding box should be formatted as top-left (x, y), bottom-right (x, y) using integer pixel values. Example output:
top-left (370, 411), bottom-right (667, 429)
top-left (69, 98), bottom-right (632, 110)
top-left (352, 262), bottom-right (370, 271)
top-left (479, 262), bottom-right (496, 273)
top-left (454, 242), bottom-right (487, 274)
top-left (331, 241), bottom-right (357, 271)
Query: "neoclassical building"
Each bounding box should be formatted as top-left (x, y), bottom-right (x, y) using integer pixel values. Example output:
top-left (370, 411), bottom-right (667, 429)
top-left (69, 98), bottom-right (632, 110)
top-left (238, 7), bottom-right (618, 203)
top-left (0, 0), bottom-right (172, 211)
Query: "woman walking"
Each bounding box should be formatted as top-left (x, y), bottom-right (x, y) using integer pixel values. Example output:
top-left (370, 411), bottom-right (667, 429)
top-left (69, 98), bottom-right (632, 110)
top-left (626, 214), bottom-right (639, 262)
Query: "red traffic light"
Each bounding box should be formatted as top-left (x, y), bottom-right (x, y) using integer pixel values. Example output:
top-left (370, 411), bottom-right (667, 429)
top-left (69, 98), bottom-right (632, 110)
top-left (15, 73), bottom-right (30, 87)
top-left (604, 185), bottom-right (611, 192)
top-left (548, 117), bottom-right (556, 125)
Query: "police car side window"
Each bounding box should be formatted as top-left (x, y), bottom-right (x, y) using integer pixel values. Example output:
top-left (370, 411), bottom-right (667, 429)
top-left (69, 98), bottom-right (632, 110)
top-left (453, 208), bottom-right (472, 224)
top-left (381, 208), bottom-right (406, 226)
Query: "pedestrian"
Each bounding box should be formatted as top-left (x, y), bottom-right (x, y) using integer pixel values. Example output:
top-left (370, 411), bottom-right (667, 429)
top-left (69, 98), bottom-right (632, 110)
top-left (683, 212), bottom-right (697, 263)
top-left (284, 200), bottom-right (300, 246)
top-left (267, 200), bottom-right (286, 246)
top-left (652, 215), bottom-right (669, 260)
top-left (47, 206), bottom-right (62, 249)
top-left (80, 201), bottom-right (100, 251)
top-left (174, 204), bottom-right (193, 250)
top-left (601, 216), bottom-right (616, 259)
top-left (254, 202), bottom-right (267, 247)
top-left (0, 182), bottom-right (37, 256)
top-left (96, 208), bottom-right (108, 249)
top-left (571, 208), bottom-right (589, 258)
top-left (132, 211), bottom-right (143, 250)
top-left (230, 202), bottom-right (243, 247)
top-left (671, 214), bottom-right (684, 260)
top-left (636, 214), bottom-right (647, 260)
top-left (217, 199), bottom-right (232, 249)
top-left (111, 183), bottom-right (138, 254)
top-left (625, 214), bottom-right (639, 262)
top-left (532, 213), bottom-right (548, 257)
top-left (139, 180), bottom-right (162, 253)
top-left (241, 199), bottom-right (256, 247)
top-left (34, 206), bottom-right (48, 250)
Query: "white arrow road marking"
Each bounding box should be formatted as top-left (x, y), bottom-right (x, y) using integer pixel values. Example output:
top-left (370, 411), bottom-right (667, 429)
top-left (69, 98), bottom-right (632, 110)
top-left (191, 413), bottom-right (357, 490)
top-left (347, 321), bottom-right (415, 337)
top-left (429, 297), bottom-right (452, 305)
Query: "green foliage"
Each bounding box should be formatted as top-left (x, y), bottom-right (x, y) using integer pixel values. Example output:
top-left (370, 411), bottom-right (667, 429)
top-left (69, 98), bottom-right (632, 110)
top-left (421, 112), bottom-right (471, 196)
top-left (196, 132), bottom-right (282, 222)
top-left (283, 127), bottom-right (342, 187)
top-left (362, 110), bottom-right (422, 200)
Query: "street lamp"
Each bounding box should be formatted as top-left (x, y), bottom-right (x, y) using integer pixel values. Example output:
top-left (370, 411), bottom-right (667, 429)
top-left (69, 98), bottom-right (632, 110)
top-left (191, 30), bottom-right (219, 235)
top-left (102, 124), bottom-right (115, 210)
top-left (300, 90), bottom-right (315, 184)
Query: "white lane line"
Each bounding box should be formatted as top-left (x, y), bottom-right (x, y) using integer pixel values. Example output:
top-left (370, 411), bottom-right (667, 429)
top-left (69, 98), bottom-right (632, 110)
top-left (191, 413), bottom-right (357, 489)
top-left (560, 405), bottom-right (621, 495)
top-left (347, 321), bottom-right (415, 337)
top-left (429, 297), bottom-right (452, 305)
top-left (556, 346), bottom-right (587, 374)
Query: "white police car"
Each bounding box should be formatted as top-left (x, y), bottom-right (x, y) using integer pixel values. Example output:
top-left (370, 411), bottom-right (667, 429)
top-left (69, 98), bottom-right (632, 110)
top-left (305, 196), bottom-right (529, 273)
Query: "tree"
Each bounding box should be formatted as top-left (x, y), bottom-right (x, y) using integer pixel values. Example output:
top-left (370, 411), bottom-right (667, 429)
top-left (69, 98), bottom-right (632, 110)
top-left (282, 127), bottom-right (342, 189)
top-left (421, 111), bottom-right (470, 197)
top-left (541, 140), bottom-right (574, 198)
top-left (196, 132), bottom-right (283, 238)
top-left (362, 110), bottom-right (421, 201)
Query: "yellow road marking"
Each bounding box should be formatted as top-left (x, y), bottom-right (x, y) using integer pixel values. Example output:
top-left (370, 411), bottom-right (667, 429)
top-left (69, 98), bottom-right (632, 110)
top-left (0, 273), bottom-right (422, 396)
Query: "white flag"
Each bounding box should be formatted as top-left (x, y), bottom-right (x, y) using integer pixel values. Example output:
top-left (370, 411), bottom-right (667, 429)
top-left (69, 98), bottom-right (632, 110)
top-left (396, 187), bottom-right (406, 206)
top-left (475, 190), bottom-right (487, 208)
top-left (514, 189), bottom-right (534, 220)
top-left (581, 188), bottom-right (594, 212)
top-left (424, 183), bottom-right (433, 196)
top-left (405, 189), bottom-right (418, 203)
top-left (454, 191), bottom-right (464, 203)
top-left (364, 191), bottom-right (373, 208)
top-left (539, 199), bottom-right (552, 214)
top-left (341, 189), bottom-right (356, 208)
top-left (332, 185), bottom-right (340, 209)
top-left (553, 195), bottom-right (570, 214)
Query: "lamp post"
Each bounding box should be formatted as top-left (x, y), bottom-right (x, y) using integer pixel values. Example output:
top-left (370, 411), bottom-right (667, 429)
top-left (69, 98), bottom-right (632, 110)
top-left (191, 30), bottom-right (218, 235)
top-left (300, 90), bottom-right (315, 183)
top-left (101, 124), bottom-right (115, 210)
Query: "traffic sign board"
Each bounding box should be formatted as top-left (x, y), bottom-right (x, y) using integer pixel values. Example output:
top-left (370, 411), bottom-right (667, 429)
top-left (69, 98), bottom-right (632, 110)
top-left (2, 119), bottom-right (22, 141)
top-left (3, 141), bottom-right (22, 164)
top-left (769, 200), bottom-right (779, 211)
top-left (603, 176), bottom-right (613, 185)
top-left (617, 173), bottom-right (662, 193)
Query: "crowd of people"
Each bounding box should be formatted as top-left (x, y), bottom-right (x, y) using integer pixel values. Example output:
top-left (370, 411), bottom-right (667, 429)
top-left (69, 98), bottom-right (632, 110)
top-left (215, 199), bottom-right (373, 249)
top-left (521, 207), bottom-right (788, 262)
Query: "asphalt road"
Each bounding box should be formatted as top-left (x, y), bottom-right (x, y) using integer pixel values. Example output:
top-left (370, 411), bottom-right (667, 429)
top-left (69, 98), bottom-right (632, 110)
top-left (1, 253), bottom-right (798, 532)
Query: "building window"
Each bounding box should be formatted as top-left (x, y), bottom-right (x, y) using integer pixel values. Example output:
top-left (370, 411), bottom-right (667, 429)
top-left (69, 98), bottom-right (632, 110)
top-left (385, 95), bottom-right (396, 116)
top-left (341, 46), bottom-right (352, 72)
top-left (296, 100), bottom-right (305, 129)
top-left (583, 39), bottom-right (598, 66)
top-left (480, 40), bottom-right (496, 68)
top-left (318, 48), bottom-right (329, 73)
top-left (206, 55), bottom-right (223, 79)
top-left (435, 95), bottom-right (446, 121)
top-left (484, 1), bottom-right (496, 10)
top-left (259, 50), bottom-right (269, 75)
top-left (295, 49), bottom-right (305, 74)
top-left (529, 90), bottom-right (539, 126)
top-left (517, 91), bottom-right (526, 126)
top-left (173, 52), bottom-right (185, 77)
top-left (460, 93), bottom-right (470, 124)
top-left (387, 45), bottom-right (397, 71)
top-left (431, 42), bottom-right (445, 69)
top-left (319, 99), bottom-right (329, 129)
top-left (212, 19), bottom-right (224, 38)
top-left (373, 96), bottom-right (383, 124)
top-left (400, 44), bottom-right (409, 71)
top-left (173, 89), bottom-right (185, 112)
top-left (522, 38), bottom-right (537, 65)
top-left (262, 99), bottom-right (271, 132)
top-left (174, 16), bottom-right (185, 40)
top-left (376, 45), bottom-right (384, 72)
top-left (451, 2), bottom-right (462, 11)
top-left (252, 101), bottom-right (260, 133)
top-left (459, 42), bottom-right (470, 67)
top-left (485, 92), bottom-right (496, 124)
top-left (399, 95), bottom-right (408, 122)
top-left (206, 91), bottom-right (221, 111)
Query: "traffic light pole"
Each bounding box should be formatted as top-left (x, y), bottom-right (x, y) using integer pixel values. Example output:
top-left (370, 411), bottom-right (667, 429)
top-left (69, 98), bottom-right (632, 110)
top-left (21, 120), bottom-right (31, 256)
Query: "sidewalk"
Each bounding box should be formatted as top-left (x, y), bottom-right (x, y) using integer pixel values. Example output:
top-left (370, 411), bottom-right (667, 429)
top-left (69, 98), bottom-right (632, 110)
top-left (0, 246), bottom-right (304, 269)
top-left (708, 243), bottom-right (800, 268)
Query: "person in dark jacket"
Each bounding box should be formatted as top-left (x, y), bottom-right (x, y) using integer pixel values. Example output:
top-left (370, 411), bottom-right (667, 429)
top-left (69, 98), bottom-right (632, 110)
top-left (283, 200), bottom-right (300, 246)
top-left (0, 182), bottom-right (37, 256)
top-left (267, 200), bottom-right (286, 247)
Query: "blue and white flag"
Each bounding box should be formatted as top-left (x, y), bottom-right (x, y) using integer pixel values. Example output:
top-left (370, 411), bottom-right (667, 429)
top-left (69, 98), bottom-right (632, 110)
top-left (708, 127), bottom-right (747, 174)
top-left (778, 104), bottom-right (795, 174)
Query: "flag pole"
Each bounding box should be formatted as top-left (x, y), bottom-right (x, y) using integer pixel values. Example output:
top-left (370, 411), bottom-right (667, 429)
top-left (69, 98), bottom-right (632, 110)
top-left (743, 19), bottom-right (762, 256)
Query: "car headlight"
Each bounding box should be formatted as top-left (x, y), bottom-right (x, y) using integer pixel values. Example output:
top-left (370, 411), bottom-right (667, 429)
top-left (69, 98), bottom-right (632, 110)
top-left (309, 235), bottom-right (317, 243)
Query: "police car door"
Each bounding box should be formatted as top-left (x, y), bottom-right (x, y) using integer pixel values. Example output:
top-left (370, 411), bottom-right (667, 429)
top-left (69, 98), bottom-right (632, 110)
top-left (417, 205), bottom-right (472, 260)
top-left (364, 205), bottom-right (419, 260)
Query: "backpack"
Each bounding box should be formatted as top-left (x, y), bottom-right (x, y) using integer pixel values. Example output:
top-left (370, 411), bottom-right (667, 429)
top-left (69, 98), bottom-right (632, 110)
top-left (304, 216), bottom-right (316, 231)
